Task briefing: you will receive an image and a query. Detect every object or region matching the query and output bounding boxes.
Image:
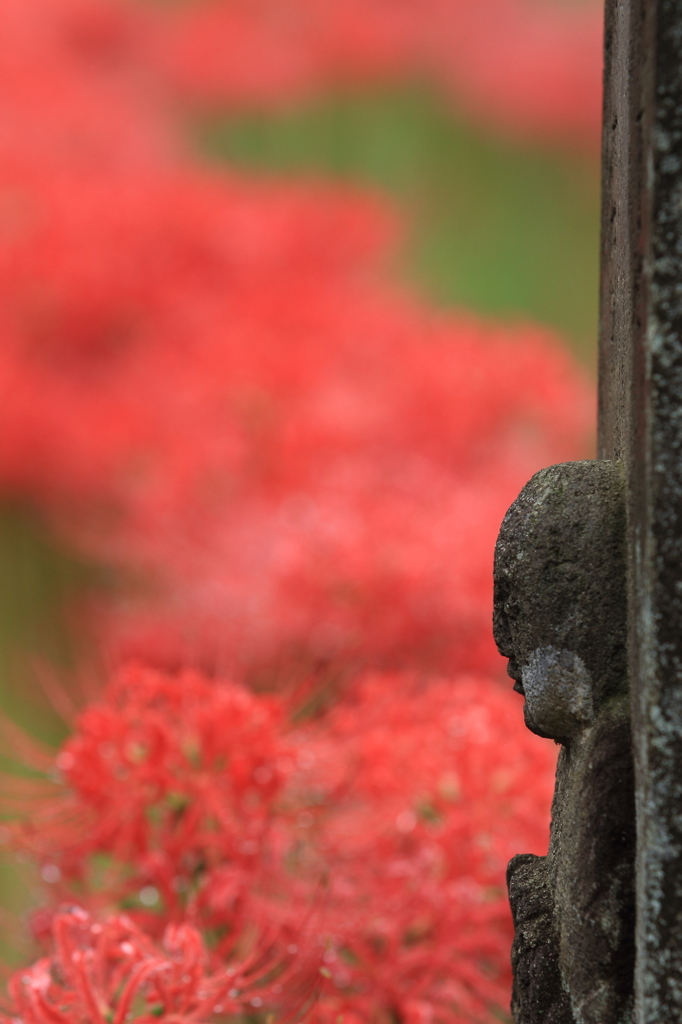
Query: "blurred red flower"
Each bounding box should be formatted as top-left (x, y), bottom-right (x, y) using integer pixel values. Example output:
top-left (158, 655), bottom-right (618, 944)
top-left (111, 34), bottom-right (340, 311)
top-left (145, 0), bottom-right (603, 149)
top-left (0, 145), bottom-right (592, 680)
top-left (0, 0), bottom-right (171, 172)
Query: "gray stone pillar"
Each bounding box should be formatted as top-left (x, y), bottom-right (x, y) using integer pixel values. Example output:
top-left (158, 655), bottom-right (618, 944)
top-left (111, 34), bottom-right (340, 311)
top-left (600, 0), bottom-right (682, 1019)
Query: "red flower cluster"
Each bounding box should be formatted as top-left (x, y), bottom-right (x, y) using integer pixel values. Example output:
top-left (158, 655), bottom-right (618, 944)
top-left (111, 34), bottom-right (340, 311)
top-left (301, 672), bottom-right (555, 1023)
top-left (0, 0), bottom-right (170, 173)
top-left (144, 0), bottom-right (603, 149)
top-left (426, 0), bottom-right (603, 148)
top-left (147, 0), bottom-right (423, 110)
top-left (0, 1), bottom-right (590, 1022)
top-left (101, 313), bottom-right (590, 680)
top-left (0, 0), bottom-right (603, 157)
top-left (20, 665), bottom-right (289, 922)
top-left (4, 664), bottom-right (556, 1024)
top-left (0, 154), bottom-right (591, 678)
top-left (2, 907), bottom-right (290, 1024)
top-left (0, 161), bottom-right (397, 506)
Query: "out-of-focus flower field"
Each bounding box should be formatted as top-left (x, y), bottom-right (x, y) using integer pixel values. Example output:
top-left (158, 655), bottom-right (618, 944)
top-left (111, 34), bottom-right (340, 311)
top-left (0, 2), bottom-right (601, 1022)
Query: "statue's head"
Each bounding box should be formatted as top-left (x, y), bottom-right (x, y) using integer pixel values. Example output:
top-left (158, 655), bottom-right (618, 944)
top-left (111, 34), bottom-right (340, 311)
top-left (493, 460), bottom-right (627, 743)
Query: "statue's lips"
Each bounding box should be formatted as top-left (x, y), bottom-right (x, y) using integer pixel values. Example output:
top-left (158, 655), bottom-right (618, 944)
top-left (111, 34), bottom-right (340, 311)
top-left (506, 658), bottom-right (525, 694)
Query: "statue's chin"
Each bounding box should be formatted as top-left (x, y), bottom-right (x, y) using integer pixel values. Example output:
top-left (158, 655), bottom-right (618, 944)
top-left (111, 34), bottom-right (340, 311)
top-left (522, 703), bottom-right (541, 735)
top-left (522, 703), bottom-right (560, 742)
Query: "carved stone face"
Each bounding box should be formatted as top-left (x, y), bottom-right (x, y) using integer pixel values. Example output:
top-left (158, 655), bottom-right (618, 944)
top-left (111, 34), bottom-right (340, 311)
top-left (493, 461), bottom-right (627, 743)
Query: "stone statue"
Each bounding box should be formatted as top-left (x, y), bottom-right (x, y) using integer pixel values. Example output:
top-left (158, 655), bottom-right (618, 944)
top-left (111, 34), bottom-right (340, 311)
top-left (493, 460), bottom-right (635, 1024)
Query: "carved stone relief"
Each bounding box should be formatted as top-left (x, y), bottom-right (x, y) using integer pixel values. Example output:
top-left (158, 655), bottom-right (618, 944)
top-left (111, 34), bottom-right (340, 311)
top-left (493, 460), bottom-right (635, 1024)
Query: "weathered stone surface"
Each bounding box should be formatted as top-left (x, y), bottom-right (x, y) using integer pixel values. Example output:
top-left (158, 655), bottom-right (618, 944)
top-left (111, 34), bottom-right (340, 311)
top-left (599, 1), bottom-right (682, 1017)
top-left (494, 460), bottom-right (635, 1024)
top-left (506, 854), bottom-right (573, 1024)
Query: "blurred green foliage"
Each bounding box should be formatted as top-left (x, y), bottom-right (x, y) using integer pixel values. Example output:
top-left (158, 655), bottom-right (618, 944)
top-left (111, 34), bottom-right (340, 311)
top-left (0, 507), bottom-right (97, 745)
top-left (0, 508), bottom-right (95, 956)
top-left (199, 83), bottom-right (601, 368)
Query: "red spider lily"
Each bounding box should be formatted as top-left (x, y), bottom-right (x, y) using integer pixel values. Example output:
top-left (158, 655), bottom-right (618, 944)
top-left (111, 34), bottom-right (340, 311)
top-left (0, 3), bottom-right (587, 1021)
top-left (0, 142), bottom-right (591, 682)
top-left (145, 0), bottom-right (423, 111)
top-left (143, 0), bottom-right (603, 150)
top-left (287, 672), bottom-right (555, 1024)
top-left (1, 905), bottom-right (297, 1024)
top-left (3, 667), bottom-right (556, 1024)
top-left (6, 664), bottom-right (324, 997)
top-left (1, 0), bottom-right (411, 172)
top-left (0, 160), bottom-right (397, 506)
top-left (0, 0), bottom-right (171, 174)
top-left (429, 0), bottom-right (603, 150)
top-left (0, 1), bottom-right (593, 688)
top-left (1, 0), bottom-right (603, 155)
top-left (96, 312), bottom-right (592, 681)
top-left (12, 665), bottom-right (293, 931)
